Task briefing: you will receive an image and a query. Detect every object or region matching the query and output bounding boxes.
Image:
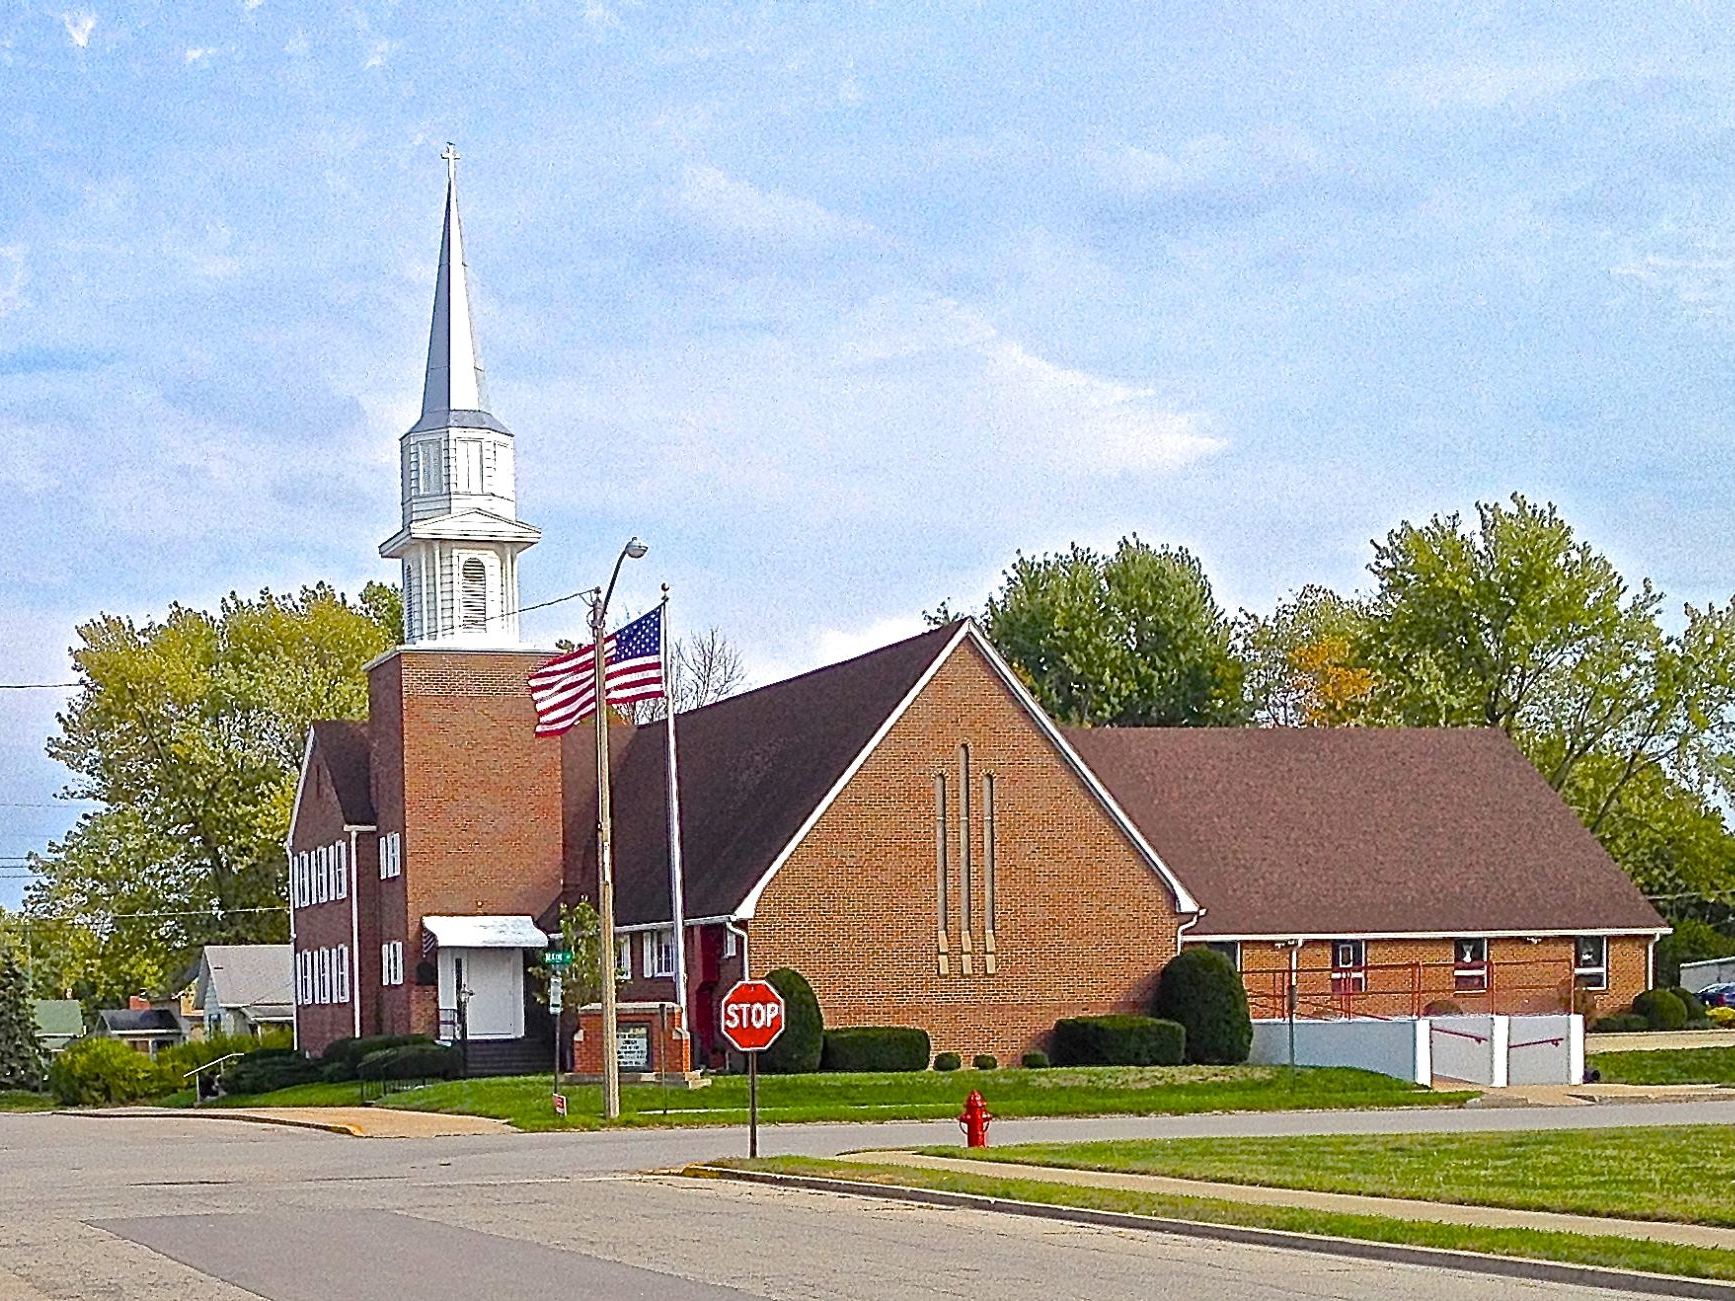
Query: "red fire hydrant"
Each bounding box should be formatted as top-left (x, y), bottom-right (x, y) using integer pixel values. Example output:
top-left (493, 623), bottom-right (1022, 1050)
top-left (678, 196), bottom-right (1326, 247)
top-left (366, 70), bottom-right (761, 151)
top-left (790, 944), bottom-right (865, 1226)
top-left (958, 1089), bottom-right (993, 1148)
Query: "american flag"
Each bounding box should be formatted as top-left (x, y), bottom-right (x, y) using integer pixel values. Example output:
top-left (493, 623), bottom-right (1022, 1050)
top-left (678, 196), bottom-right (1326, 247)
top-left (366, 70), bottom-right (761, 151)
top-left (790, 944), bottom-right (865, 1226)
top-left (529, 606), bottom-right (665, 737)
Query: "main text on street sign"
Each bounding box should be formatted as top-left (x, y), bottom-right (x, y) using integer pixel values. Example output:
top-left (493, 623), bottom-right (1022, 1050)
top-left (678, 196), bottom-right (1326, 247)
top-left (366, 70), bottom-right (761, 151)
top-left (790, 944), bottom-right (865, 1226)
top-left (542, 949), bottom-right (574, 967)
top-left (719, 979), bottom-right (786, 1053)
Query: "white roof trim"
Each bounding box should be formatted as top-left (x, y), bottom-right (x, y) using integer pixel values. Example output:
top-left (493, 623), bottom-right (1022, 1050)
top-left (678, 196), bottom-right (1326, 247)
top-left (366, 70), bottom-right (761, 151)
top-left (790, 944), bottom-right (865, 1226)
top-left (1188, 928), bottom-right (1671, 943)
top-left (285, 729), bottom-right (317, 853)
top-left (423, 915), bottom-right (550, 948)
top-left (736, 620), bottom-right (1201, 920)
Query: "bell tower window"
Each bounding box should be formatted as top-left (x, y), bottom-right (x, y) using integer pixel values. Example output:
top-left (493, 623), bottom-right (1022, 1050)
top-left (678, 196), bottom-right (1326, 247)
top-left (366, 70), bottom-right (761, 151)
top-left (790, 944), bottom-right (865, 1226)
top-left (460, 558), bottom-right (488, 631)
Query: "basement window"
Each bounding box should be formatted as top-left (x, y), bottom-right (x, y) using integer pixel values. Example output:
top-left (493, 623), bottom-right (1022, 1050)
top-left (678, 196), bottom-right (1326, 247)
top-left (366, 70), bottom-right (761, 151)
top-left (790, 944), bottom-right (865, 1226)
top-left (1574, 936), bottom-right (1608, 991)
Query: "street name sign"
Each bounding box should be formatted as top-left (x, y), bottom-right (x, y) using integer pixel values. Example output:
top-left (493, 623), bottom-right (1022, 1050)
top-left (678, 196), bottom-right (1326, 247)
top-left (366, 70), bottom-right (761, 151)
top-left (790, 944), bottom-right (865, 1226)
top-left (542, 949), bottom-right (574, 967)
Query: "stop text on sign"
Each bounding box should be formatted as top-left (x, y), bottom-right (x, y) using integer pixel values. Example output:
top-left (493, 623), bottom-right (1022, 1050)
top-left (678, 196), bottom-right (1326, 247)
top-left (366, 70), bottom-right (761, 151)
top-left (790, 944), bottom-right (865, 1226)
top-left (718, 979), bottom-right (786, 1053)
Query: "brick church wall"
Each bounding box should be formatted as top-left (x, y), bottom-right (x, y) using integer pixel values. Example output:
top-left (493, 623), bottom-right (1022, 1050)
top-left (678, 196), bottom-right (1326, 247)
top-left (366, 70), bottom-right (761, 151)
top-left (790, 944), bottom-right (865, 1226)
top-left (750, 638), bottom-right (1188, 1066)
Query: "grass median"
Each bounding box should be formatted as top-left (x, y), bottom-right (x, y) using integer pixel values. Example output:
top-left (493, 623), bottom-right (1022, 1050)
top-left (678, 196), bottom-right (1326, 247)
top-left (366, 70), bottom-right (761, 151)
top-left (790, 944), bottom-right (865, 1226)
top-left (0, 1090), bottom-right (54, 1112)
top-left (921, 1125), bottom-right (1735, 1226)
top-left (161, 1064), bottom-right (1471, 1131)
top-left (1590, 1045), bottom-right (1735, 1086)
top-left (707, 1154), bottom-right (1735, 1284)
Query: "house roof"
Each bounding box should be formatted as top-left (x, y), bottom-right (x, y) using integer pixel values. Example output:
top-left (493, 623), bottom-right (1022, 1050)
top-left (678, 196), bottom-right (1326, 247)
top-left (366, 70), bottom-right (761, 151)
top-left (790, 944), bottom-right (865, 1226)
top-left (33, 999), bottom-right (82, 1039)
top-left (310, 720), bottom-right (374, 825)
top-left (1064, 726), bottom-right (1667, 938)
top-left (567, 621), bottom-right (963, 927)
top-left (198, 944), bottom-right (294, 1017)
top-left (97, 1007), bottom-right (184, 1035)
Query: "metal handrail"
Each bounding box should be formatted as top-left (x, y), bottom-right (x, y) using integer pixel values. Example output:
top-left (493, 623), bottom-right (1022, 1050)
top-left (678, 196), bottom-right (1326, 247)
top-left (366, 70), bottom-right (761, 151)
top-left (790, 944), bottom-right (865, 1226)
top-left (184, 1051), bottom-right (247, 1106)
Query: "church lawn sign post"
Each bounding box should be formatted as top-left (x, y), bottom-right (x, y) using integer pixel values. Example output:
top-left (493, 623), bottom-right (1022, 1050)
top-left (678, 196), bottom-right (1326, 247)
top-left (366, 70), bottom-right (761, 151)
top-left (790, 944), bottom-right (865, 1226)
top-left (719, 979), bottom-right (785, 1158)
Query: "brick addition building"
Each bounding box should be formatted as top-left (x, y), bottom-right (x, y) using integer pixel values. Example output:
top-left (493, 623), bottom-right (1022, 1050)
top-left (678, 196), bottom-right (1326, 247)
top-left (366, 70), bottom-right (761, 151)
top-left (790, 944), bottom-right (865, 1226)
top-left (286, 153), bottom-right (1665, 1069)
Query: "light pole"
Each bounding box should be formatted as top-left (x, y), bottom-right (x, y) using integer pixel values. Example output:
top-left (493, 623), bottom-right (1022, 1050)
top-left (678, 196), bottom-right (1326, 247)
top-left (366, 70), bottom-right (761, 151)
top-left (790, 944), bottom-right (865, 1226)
top-left (593, 536), bottom-right (647, 1121)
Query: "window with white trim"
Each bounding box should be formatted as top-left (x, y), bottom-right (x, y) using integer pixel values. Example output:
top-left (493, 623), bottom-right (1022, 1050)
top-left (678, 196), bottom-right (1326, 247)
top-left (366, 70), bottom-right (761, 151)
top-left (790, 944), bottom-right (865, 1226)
top-left (643, 929), bottom-right (676, 978)
top-left (1330, 939), bottom-right (1367, 994)
top-left (381, 940), bottom-right (404, 986)
top-left (722, 927), bottom-right (738, 959)
top-left (1574, 936), bottom-right (1608, 991)
top-left (295, 951), bottom-right (307, 1005)
top-left (332, 842), bottom-right (347, 901)
top-left (1205, 940), bottom-right (1242, 971)
top-left (1453, 937), bottom-right (1489, 992)
top-left (615, 936), bottom-right (632, 981)
top-left (379, 832), bottom-right (402, 880)
top-left (460, 558), bottom-right (488, 631)
top-left (313, 847), bottom-right (326, 904)
top-left (335, 945), bottom-right (350, 1004)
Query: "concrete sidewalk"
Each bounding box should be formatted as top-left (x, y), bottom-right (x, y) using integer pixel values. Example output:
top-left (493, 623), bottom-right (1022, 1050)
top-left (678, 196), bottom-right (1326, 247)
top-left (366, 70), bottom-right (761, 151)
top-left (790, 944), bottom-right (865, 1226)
top-left (1587, 1029), bottom-right (1735, 1054)
top-left (1468, 1082), bottom-right (1730, 1107)
top-left (89, 1105), bottom-right (514, 1138)
top-left (851, 1150), bottom-right (1735, 1252)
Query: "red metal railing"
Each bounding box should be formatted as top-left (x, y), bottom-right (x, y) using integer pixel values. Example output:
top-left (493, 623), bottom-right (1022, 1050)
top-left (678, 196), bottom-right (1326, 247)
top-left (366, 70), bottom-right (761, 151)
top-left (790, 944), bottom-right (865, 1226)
top-left (1248, 955), bottom-right (1578, 1021)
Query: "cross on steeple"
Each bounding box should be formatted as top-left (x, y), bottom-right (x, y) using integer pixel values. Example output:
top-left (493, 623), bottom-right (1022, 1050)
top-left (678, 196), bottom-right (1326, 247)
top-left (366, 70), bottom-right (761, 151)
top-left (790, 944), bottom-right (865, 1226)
top-left (442, 142), bottom-right (460, 182)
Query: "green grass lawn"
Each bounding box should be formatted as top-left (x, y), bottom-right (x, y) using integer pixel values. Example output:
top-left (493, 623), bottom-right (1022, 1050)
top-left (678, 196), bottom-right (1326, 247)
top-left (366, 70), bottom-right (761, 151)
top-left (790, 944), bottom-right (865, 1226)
top-left (179, 1064), bottom-right (1466, 1132)
top-left (0, 1090), bottom-right (54, 1112)
top-left (714, 1155), bottom-right (1735, 1284)
top-left (156, 1081), bottom-right (373, 1110)
top-left (1590, 1045), bottom-right (1735, 1085)
top-left (924, 1125), bottom-right (1735, 1227)
top-left (382, 1064), bottom-right (1466, 1131)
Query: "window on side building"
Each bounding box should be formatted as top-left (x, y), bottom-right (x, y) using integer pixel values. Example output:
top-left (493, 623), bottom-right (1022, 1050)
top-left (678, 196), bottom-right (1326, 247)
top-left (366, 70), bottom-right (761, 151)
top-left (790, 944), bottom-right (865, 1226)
top-left (1454, 938), bottom-right (1489, 991)
top-left (1204, 940), bottom-right (1241, 970)
top-left (1574, 936), bottom-right (1608, 991)
top-left (1330, 939), bottom-right (1367, 994)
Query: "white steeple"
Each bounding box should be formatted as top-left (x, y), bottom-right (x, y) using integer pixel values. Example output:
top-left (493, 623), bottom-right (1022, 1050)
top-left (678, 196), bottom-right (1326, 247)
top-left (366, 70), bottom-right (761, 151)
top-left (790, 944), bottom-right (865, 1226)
top-left (379, 146), bottom-right (540, 647)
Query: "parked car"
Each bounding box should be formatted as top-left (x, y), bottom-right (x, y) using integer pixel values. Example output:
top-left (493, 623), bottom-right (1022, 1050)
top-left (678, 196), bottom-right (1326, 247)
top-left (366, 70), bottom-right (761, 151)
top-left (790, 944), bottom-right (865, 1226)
top-left (1698, 982), bottom-right (1735, 1009)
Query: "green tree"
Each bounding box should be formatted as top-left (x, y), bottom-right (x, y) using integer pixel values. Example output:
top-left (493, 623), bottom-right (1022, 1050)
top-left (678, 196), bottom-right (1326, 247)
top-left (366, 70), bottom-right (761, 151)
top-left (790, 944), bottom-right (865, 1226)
top-left (1236, 585), bottom-right (1379, 727)
top-left (0, 946), bottom-right (47, 1091)
top-left (26, 582), bottom-right (399, 1002)
top-left (529, 903), bottom-right (607, 1008)
top-left (981, 537), bottom-right (1248, 726)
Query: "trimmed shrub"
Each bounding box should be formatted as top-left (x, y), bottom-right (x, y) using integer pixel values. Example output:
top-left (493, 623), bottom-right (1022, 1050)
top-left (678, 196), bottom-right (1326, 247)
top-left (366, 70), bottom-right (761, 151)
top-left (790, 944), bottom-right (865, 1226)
top-left (1052, 1015), bottom-right (1186, 1067)
top-left (157, 1032), bottom-right (290, 1082)
top-left (318, 1034), bottom-right (435, 1081)
top-left (47, 1037), bottom-right (172, 1105)
top-left (757, 968), bottom-right (823, 1075)
top-left (820, 1026), bottom-right (930, 1073)
top-left (1672, 986), bottom-right (1710, 1028)
top-left (1633, 987), bottom-right (1688, 1032)
top-left (221, 1049), bottom-right (322, 1096)
top-left (972, 1054), bottom-right (997, 1071)
top-left (1020, 1050), bottom-right (1050, 1069)
top-left (932, 1051), bottom-right (961, 1071)
top-left (1154, 948), bottom-right (1251, 1065)
top-left (1422, 998), bottom-right (1464, 1017)
top-left (357, 1043), bottom-right (460, 1083)
top-left (1593, 1012), bottom-right (1648, 1033)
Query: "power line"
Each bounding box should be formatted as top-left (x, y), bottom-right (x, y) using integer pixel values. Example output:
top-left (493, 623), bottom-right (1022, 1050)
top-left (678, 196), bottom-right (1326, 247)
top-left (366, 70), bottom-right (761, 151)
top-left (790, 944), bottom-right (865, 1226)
top-left (14, 905), bottom-right (289, 922)
top-left (0, 682), bottom-right (78, 690)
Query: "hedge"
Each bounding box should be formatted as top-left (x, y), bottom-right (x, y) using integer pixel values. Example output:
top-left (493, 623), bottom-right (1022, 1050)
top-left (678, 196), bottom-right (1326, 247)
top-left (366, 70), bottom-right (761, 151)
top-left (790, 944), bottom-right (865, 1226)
top-left (757, 969), bottom-right (823, 1074)
top-left (1155, 948), bottom-right (1252, 1065)
top-left (972, 1054), bottom-right (997, 1071)
top-left (1020, 1051), bottom-right (1050, 1069)
top-left (933, 1051), bottom-right (961, 1071)
top-left (357, 1043), bottom-right (461, 1083)
top-left (1672, 986), bottom-right (1710, 1027)
top-left (1594, 1012), bottom-right (1648, 1033)
top-left (1052, 1015), bottom-right (1186, 1067)
top-left (221, 1049), bottom-right (322, 1096)
top-left (319, 1034), bottom-right (435, 1080)
top-left (820, 1026), bottom-right (930, 1073)
top-left (1633, 987), bottom-right (1688, 1032)
top-left (47, 1037), bottom-right (172, 1105)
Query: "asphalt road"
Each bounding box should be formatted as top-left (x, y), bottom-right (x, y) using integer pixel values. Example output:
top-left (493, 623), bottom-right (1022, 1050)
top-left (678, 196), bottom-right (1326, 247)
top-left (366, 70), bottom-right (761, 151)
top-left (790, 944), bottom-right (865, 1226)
top-left (5, 1104), bottom-right (1732, 1300)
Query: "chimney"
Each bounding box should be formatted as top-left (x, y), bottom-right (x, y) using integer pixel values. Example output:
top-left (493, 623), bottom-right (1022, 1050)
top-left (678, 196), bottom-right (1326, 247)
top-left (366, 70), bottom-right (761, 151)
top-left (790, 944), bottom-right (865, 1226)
top-left (129, 994), bottom-right (150, 1010)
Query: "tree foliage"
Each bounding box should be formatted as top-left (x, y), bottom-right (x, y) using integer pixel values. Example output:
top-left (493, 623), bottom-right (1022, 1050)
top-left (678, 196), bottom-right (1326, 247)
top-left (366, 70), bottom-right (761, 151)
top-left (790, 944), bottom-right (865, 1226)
top-left (0, 946), bottom-right (47, 1091)
top-left (25, 583), bottom-right (399, 1003)
top-left (982, 537), bottom-right (1248, 726)
top-left (1237, 585), bottom-right (1379, 726)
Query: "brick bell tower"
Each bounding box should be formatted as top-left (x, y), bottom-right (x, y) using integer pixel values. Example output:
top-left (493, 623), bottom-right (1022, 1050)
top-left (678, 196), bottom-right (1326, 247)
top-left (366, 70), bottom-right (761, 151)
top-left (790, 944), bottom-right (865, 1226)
top-left (362, 149), bottom-right (562, 1062)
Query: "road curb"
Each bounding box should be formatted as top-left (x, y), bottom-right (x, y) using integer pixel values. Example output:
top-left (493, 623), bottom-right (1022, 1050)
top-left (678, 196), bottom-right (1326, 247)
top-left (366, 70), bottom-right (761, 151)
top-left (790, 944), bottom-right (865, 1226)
top-left (685, 1164), bottom-right (1735, 1301)
top-left (61, 1108), bottom-right (363, 1137)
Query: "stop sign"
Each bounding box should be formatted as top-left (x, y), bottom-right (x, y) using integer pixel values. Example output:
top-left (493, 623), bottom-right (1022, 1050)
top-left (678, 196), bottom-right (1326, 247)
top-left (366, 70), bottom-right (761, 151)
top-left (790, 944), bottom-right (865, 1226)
top-left (719, 979), bottom-right (786, 1053)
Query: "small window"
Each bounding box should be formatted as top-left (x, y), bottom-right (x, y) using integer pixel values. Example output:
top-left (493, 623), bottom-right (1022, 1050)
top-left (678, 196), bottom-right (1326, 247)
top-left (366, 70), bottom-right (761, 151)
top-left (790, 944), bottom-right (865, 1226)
top-left (642, 929), bottom-right (676, 978)
top-left (333, 843), bottom-right (347, 900)
top-left (379, 832), bottom-right (402, 880)
top-left (1205, 941), bottom-right (1241, 971)
top-left (460, 558), bottom-right (488, 631)
top-left (722, 927), bottom-right (738, 959)
top-left (1453, 938), bottom-right (1489, 992)
top-left (1574, 936), bottom-right (1608, 991)
top-left (1330, 939), bottom-right (1366, 994)
top-left (615, 936), bottom-right (632, 980)
top-left (335, 946), bottom-right (349, 1003)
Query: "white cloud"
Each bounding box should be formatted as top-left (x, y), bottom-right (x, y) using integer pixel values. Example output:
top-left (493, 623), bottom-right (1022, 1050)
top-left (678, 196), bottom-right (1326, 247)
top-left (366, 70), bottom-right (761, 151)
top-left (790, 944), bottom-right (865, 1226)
top-left (61, 9), bottom-right (95, 48)
top-left (1612, 249), bottom-right (1735, 320)
top-left (675, 163), bottom-right (875, 244)
top-left (185, 46), bottom-right (214, 65)
top-left (583, 0), bottom-right (621, 29)
top-left (0, 245), bottom-right (24, 315)
top-left (364, 39), bottom-right (391, 69)
top-left (243, 0), bottom-right (263, 9)
top-left (1392, 60), bottom-right (1596, 110)
top-left (1090, 126), bottom-right (1321, 199)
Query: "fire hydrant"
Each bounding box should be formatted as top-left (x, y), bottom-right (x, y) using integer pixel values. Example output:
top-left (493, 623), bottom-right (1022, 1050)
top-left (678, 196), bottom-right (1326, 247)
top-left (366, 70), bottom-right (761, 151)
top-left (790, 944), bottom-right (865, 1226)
top-left (958, 1089), bottom-right (993, 1148)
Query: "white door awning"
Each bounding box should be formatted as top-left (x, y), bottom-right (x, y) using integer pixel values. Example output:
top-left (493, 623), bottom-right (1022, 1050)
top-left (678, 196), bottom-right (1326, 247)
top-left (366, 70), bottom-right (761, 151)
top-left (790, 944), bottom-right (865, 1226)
top-left (422, 915), bottom-right (550, 949)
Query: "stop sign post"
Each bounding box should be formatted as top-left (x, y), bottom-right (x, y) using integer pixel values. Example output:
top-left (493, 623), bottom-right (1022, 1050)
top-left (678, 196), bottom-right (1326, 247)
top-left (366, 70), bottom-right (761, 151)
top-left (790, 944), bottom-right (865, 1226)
top-left (719, 979), bottom-right (786, 1158)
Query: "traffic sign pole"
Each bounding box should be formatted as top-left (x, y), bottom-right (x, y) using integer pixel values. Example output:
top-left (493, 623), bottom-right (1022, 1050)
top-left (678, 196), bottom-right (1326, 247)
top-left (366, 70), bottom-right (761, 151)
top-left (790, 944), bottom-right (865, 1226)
top-left (748, 1050), bottom-right (759, 1158)
top-left (718, 979), bottom-right (786, 1160)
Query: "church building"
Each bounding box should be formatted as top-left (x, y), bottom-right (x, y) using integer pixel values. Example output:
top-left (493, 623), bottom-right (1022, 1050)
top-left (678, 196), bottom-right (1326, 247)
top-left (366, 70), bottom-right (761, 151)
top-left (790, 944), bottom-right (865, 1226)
top-left (287, 156), bottom-right (1667, 1069)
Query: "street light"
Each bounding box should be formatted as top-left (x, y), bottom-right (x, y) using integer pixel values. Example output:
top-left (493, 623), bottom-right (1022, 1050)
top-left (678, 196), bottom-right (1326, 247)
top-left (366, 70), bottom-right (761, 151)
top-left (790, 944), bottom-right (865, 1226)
top-left (593, 536), bottom-right (646, 1120)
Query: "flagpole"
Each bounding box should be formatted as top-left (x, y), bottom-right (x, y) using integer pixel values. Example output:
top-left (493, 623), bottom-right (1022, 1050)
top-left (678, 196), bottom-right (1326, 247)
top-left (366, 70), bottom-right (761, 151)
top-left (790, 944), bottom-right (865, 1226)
top-left (660, 585), bottom-right (690, 1047)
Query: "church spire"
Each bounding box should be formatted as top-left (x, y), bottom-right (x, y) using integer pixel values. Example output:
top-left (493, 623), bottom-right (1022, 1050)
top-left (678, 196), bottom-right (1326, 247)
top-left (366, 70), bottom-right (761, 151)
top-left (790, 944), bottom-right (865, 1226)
top-left (420, 143), bottom-right (491, 423)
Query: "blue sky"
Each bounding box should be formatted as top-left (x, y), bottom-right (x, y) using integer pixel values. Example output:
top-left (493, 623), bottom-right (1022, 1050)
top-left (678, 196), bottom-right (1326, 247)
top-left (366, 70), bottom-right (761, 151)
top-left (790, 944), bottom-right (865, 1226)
top-left (3, 2), bottom-right (1734, 904)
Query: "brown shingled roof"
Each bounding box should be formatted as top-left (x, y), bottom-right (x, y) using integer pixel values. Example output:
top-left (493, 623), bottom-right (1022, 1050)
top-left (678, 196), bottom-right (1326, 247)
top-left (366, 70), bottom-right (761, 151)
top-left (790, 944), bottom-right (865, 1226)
top-left (309, 720), bottom-right (374, 826)
top-left (564, 622), bottom-right (961, 926)
top-left (1065, 726), bottom-right (1665, 938)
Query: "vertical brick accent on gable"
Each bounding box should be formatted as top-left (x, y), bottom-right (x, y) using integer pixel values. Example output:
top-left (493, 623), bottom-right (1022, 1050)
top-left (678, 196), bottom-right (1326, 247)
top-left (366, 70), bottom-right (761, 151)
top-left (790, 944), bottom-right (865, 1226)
top-left (378, 648), bottom-right (563, 1040)
top-left (750, 638), bottom-right (1187, 1065)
